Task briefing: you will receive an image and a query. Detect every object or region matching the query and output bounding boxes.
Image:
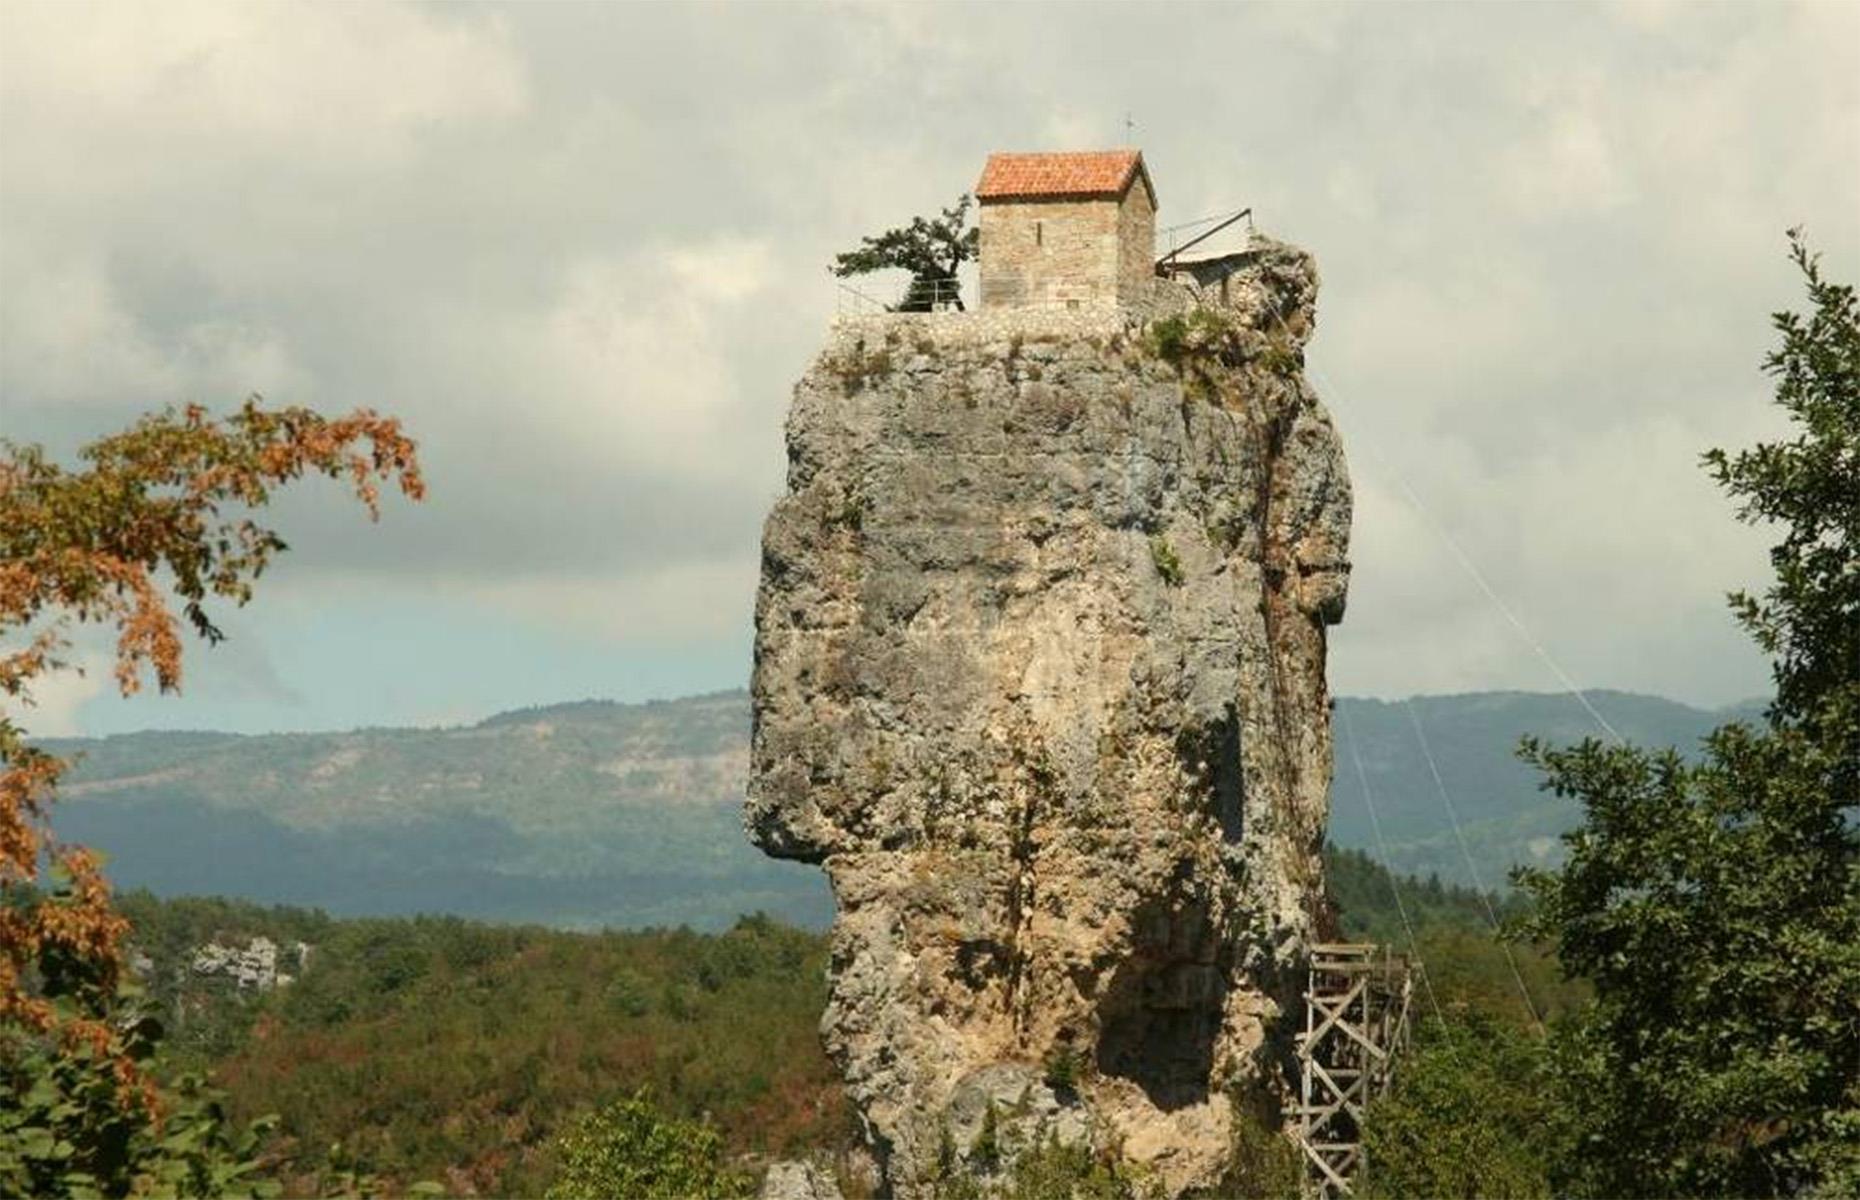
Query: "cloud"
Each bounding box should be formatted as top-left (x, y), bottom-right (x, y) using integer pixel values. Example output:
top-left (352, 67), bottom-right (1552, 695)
top-left (2, 1), bottom-right (1855, 733)
top-left (3, 657), bottom-right (107, 739)
top-left (1, 1), bottom-right (527, 170)
top-left (467, 557), bottom-right (760, 644)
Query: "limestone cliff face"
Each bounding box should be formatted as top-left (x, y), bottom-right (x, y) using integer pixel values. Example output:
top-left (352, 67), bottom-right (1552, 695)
top-left (747, 240), bottom-right (1350, 1196)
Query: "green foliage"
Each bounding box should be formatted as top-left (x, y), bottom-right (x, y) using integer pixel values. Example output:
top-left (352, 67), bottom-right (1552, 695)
top-left (1209, 1109), bottom-right (1303, 1200)
top-left (933, 1135), bottom-right (1150, 1200)
top-left (1325, 844), bottom-right (1525, 941)
top-left (830, 194), bottom-right (978, 312)
top-left (120, 899), bottom-right (850, 1196)
top-left (1146, 314), bottom-right (1192, 366)
top-left (1516, 731), bottom-right (1860, 1196)
top-left (1148, 536), bottom-right (1184, 587)
top-left (1144, 309), bottom-right (1238, 372)
top-left (1703, 228), bottom-right (1860, 751)
top-left (1515, 234), bottom-right (1860, 1198)
top-left (970, 1103), bottom-right (1001, 1172)
top-left (991, 1137), bottom-right (1148, 1200)
top-left (1040, 1046), bottom-right (1079, 1094)
top-left (544, 1090), bottom-right (751, 1200)
top-left (1325, 844), bottom-right (1586, 1029)
top-left (1360, 1013), bottom-right (1554, 1199)
top-left (1141, 307), bottom-right (1300, 391)
top-left (0, 999), bottom-right (277, 1199)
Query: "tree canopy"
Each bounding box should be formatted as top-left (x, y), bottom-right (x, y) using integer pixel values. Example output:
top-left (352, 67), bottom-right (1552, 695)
top-left (0, 398), bottom-right (422, 1196)
top-left (830, 193), bottom-right (979, 312)
top-left (1514, 231), bottom-right (1859, 1198)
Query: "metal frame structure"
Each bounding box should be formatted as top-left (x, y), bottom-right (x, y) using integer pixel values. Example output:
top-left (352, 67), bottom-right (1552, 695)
top-left (1154, 206), bottom-right (1254, 272)
top-left (1293, 943), bottom-right (1415, 1197)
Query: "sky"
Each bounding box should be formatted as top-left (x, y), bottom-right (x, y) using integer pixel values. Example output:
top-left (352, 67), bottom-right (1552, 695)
top-left (2, 0), bottom-right (1856, 738)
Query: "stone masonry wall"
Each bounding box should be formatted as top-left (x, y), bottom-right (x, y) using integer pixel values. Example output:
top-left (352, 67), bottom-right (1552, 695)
top-left (1115, 185), bottom-right (1157, 305)
top-left (979, 186), bottom-right (1155, 311)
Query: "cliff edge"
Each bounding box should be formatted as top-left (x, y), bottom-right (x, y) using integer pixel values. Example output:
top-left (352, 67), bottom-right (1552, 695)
top-left (747, 238), bottom-right (1350, 1195)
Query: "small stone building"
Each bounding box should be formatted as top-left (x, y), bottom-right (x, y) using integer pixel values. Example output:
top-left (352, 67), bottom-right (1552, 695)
top-left (975, 149), bottom-right (1157, 310)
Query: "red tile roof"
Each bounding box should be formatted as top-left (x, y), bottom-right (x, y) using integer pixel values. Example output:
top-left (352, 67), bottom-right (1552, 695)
top-left (975, 150), bottom-right (1155, 206)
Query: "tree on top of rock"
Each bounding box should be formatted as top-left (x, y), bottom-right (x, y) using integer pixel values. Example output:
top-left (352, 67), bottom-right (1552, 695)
top-left (830, 194), bottom-right (979, 312)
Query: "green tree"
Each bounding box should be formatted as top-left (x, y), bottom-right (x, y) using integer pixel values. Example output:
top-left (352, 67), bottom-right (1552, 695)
top-left (1, 398), bottom-right (423, 1196)
top-left (1515, 232), bottom-right (1859, 1198)
top-left (544, 1090), bottom-right (751, 1200)
top-left (1360, 1013), bottom-right (1555, 1199)
top-left (830, 194), bottom-right (979, 312)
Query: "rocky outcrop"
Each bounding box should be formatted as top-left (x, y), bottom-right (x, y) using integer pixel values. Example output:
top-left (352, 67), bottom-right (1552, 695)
top-left (189, 936), bottom-right (310, 991)
top-left (758, 1160), bottom-right (845, 1200)
top-left (747, 238), bottom-right (1350, 1195)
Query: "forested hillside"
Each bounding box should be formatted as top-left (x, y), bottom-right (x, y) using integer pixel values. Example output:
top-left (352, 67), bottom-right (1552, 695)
top-left (115, 846), bottom-right (1563, 1197)
top-left (119, 893), bottom-right (853, 1198)
top-left (51, 689), bottom-right (1752, 930)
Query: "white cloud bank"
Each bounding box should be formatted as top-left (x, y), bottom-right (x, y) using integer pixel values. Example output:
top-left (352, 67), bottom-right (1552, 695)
top-left (2, 1), bottom-right (1855, 731)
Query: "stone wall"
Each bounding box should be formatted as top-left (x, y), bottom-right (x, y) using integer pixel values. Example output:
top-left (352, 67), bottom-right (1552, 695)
top-left (978, 186), bottom-right (1155, 310)
top-left (1115, 184), bottom-right (1157, 305)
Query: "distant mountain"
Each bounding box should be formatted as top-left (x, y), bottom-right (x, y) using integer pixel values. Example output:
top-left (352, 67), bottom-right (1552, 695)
top-left (48, 691), bottom-right (831, 931)
top-left (48, 688), bottom-right (1759, 928)
top-left (1329, 690), bottom-right (1762, 886)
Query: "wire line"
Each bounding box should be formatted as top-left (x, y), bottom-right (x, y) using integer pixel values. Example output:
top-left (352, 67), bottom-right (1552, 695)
top-left (1255, 273), bottom-right (1624, 747)
top-left (1339, 701), bottom-right (1455, 1054)
top-left (1402, 699), bottom-right (1546, 1035)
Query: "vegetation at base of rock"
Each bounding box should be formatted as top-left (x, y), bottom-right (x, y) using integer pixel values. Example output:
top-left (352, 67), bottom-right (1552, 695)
top-left (543, 1090), bottom-right (752, 1200)
top-left (121, 896), bottom-right (851, 1196)
top-left (932, 1135), bottom-right (1157, 1200)
top-left (1205, 1109), bottom-right (1303, 1200)
top-left (1360, 1013), bottom-right (1555, 1199)
top-left (98, 842), bottom-right (1543, 1198)
top-left (1, 399), bottom-right (422, 1198)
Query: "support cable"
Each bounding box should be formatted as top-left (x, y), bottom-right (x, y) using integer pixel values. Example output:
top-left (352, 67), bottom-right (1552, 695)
top-left (1402, 700), bottom-right (1546, 1035)
top-left (1338, 701), bottom-right (1455, 1057)
top-left (1256, 274), bottom-right (1624, 747)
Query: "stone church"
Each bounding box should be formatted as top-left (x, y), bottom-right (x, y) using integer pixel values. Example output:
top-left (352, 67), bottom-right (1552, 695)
top-left (975, 148), bottom-right (1157, 310)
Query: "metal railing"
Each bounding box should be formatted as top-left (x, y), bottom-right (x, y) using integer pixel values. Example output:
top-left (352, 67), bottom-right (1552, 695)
top-left (833, 276), bottom-right (967, 318)
top-left (835, 280), bottom-right (891, 319)
top-left (895, 276), bottom-right (966, 312)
